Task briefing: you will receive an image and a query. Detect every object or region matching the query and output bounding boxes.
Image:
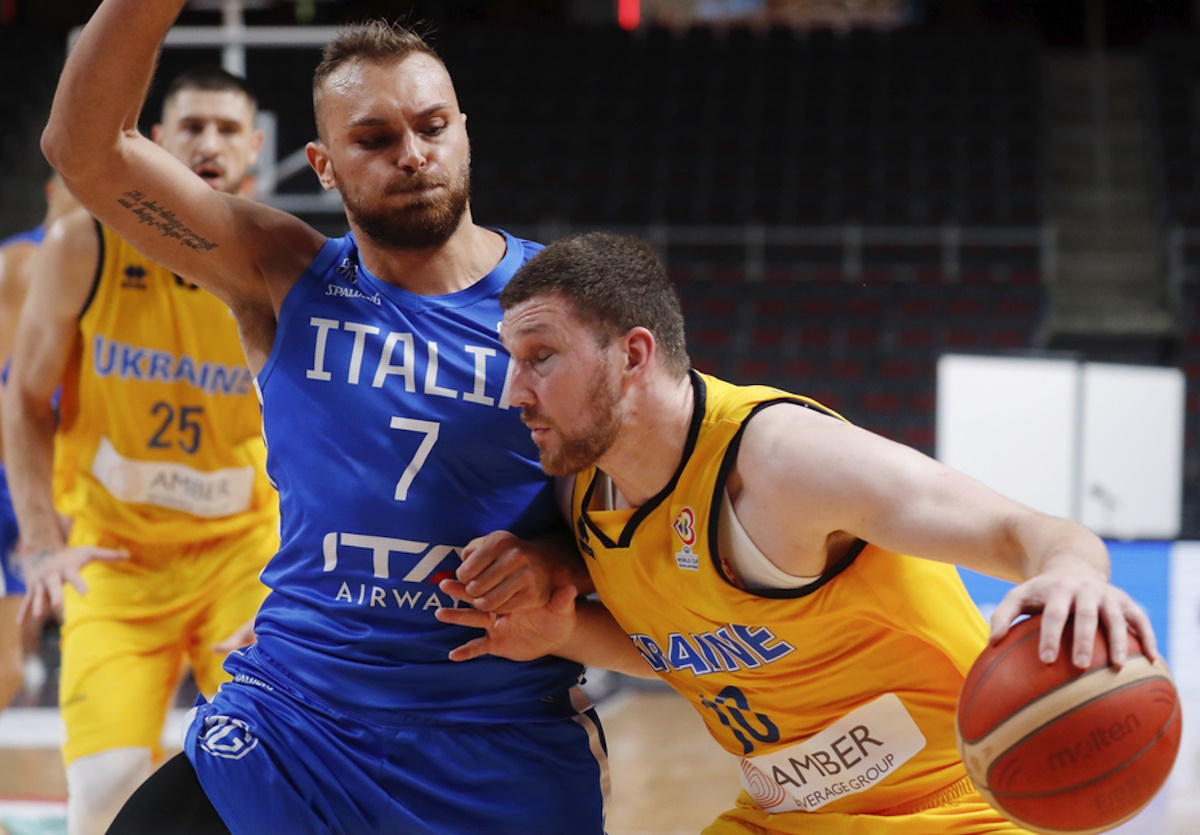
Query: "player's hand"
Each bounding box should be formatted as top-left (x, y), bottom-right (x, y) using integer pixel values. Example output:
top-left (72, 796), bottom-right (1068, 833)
top-left (453, 530), bottom-right (565, 614)
top-left (988, 556), bottom-right (1156, 670)
top-left (212, 617), bottom-right (257, 655)
top-left (435, 582), bottom-right (579, 662)
top-left (16, 544), bottom-right (129, 624)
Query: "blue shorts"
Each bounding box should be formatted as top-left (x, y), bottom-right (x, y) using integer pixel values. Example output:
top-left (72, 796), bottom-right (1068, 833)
top-left (0, 467), bottom-right (22, 597)
top-left (186, 646), bottom-right (610, 835)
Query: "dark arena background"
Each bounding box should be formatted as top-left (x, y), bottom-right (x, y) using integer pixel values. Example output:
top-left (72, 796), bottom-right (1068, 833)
top-left (0, 1), bottom-right (1197, 832)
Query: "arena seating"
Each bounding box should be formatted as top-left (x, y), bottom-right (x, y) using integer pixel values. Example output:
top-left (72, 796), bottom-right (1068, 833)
top-left (675, 264), bottom-right (1046, 453)
top-left (0, 20), bottom-right (1055, 467)
top-left (439, 24), bottom-right (1044, 229)
top-left (427, 23), bottom-right (1051, 456)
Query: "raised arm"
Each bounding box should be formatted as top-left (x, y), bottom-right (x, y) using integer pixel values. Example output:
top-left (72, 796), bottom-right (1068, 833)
top-left (733, 403), bottom-right (1153, 668)
top-left (41, 0), bottom-right (321, 314)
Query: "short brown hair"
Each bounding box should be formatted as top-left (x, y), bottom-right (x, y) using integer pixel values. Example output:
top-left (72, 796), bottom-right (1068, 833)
top-left (312, 21), bottom-right (443, 135)
top-left (163, 66), bottom-right (257, 116)
top-left (500, 232), bottom-right (691, 378)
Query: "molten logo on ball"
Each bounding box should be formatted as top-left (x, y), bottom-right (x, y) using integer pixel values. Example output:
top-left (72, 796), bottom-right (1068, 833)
top-left (1047, 713), bottom-right (1140, 772)
top-left (956, 615), bottom-right (1181, 835)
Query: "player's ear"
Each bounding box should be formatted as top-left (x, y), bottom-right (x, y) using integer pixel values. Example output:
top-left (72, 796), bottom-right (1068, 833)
top-left (247, 127), bottom-right (266, 164)
top-left (622, 327), bottom-right (655, 377)
top-left (306, 141), bottom-right (337, 191)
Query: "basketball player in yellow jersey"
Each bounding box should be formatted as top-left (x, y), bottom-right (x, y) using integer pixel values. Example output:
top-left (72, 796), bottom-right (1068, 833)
top-left (439, 231), bottom-right (1160, 835)
top-left (1, 67), bottom-right (277, 835)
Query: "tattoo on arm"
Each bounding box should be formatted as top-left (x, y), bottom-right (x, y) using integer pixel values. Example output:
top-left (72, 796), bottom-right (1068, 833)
top-left (118, 191), bottom-right (218, 252)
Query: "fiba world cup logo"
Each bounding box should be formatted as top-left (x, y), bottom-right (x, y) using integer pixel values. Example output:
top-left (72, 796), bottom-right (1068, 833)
top-left (672, 507), bottom-right (696, 547)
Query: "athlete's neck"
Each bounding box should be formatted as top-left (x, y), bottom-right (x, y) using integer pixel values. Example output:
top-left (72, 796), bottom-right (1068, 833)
top-left (354, 216), bottom-right (506, 296)
top-left (601, 371), bottom-right (694, 509)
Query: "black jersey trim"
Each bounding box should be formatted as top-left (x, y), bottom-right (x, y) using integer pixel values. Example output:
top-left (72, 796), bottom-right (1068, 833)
top-left (708, 397), bottom-right (866, 599)
top-left (579, 369), bottom-right (708, 550)
top-left (79, 218), bottom-right (106, 320)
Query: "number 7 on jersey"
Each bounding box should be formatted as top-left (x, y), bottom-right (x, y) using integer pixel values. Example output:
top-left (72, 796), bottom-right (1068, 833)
top-left (389, 416), bottom-right (440, 501)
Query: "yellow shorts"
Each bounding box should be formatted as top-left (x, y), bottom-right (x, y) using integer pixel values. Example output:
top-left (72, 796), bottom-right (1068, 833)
top-left (704, 786), bottom-right (1032, 835)
top-left (58, 515), bottom-right (276, 764)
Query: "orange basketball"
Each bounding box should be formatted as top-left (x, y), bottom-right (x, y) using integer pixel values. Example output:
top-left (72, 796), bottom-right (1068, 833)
top-left (956, 613), bottom-right (1181, 835)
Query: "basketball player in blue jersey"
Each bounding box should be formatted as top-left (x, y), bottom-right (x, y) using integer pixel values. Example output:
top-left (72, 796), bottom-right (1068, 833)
top-left (42, 1), bottom-right (607, 833)
top-left (0, 174), bottom-right (79, 711)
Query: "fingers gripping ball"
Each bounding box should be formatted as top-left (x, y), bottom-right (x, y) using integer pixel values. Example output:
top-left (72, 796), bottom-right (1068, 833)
top-left (955, 614), bottom-right (1181, 835)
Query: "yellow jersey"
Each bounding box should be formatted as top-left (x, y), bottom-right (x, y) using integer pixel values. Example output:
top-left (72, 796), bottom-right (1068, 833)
top-left (573, 371), bottom-right (989, 817)
top-left (54, 222), bottom-right (275, 544)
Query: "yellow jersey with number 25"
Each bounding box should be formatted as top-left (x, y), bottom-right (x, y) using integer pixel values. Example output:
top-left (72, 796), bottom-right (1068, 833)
top-left (572, 371), bottom-right (996, 822)
top-left (54, 221), bottom-right (275, 545)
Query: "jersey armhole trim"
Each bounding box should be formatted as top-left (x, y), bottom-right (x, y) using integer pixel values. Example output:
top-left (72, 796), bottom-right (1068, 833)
top-left (708, 397), bottom-right (866, 599)
top-left (79, 218), bottom-right (106, 321)
top-left (578, 369), bottom-right (708, 550)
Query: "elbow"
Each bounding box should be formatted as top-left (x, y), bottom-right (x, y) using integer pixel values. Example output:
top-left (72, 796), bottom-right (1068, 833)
top-left (41, 118), bottom-right (102, 186)
top-left (40, 119), bottom-right (72, 177)
top-left (2, 385), bottom-right (47, 438)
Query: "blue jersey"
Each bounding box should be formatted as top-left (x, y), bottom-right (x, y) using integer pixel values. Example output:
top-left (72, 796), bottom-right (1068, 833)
top-left (0, 225), bottom-right (44, 250)
top-left (251, 229), bottom-right (580, 723)
top-left (0, 465), bottom-right (20, 597)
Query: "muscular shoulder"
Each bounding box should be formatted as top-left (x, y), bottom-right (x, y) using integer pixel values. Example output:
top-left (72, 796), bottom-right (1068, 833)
top-left (0, 239), bottom-right (36, 300)
top-left (724, 404), bottom-right (840, 572)
top-left (45, 207), bottom-right (101, 258)
top-left (735, 401), bottom-right (855, 479)
top-left (233, 202), bottom-right (327, 311)
top-left (28, 207), bottom-right (102, 298)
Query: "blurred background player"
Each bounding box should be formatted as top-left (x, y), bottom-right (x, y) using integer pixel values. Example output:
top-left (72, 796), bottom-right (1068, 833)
top-left (2, 67), bottom-right (279, 835)
top-left (0, 173), bottom-right (78, 713)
